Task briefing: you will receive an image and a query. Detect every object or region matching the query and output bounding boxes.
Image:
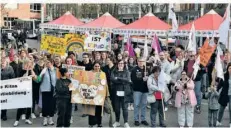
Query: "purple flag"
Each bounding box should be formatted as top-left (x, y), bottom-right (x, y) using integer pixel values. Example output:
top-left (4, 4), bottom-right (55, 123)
top-left (151, 34), bottom-right (162, 54)
top-left (125, 37), bottom-right (135, 57)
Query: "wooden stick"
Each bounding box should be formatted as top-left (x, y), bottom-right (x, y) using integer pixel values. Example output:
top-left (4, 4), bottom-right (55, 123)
top-left (161, 93), bottom-right (166, 120)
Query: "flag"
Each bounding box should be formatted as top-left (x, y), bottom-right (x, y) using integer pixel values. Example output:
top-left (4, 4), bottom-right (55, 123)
top-left (192, 55), bottom-right (200, 80)
top-left (168, 4), bottom-right (178, 31)
top-left (215, 44), bottom-right (224, 80)
top-left (143, 36), bottom-right (149, 59)
top-left (125, 36), bottom-right (135, 57)
top-left (218, 4), bottom-right (230, 48)
top-left (151, 34), bottom-right (162, 54)
top-left (187, 22), bottom-right (197, 54)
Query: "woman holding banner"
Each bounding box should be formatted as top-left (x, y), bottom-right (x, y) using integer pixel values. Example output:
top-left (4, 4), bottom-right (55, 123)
top-left (83, 61), bottom-right (110, 127)
top-left (174, 70), bottom-right (197, 128)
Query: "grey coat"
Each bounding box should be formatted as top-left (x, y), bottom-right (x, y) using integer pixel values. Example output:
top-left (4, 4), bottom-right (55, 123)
top-left (205, 90), bottom-right (219, 110)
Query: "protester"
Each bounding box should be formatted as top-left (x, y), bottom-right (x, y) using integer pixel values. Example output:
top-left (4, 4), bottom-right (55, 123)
top-left (83, 62), bottom-right (110, 127)
top-left (36, 58), bottom-right (58, 126)
top-left (131, 57), bottom-right (149, 126)
top-left (111, 60), bottom-right (131, 128)
top-left (79, 53), bottom-right (93, 71)
top-left (54, 56), bottom-right (62, 69)
top-left (55, 68), bottom-right (73, 127)
top-left (217, 63), bottom-right (231, 127)
top-left (101, 52), bottom-right (107, 67)
top-left (174, 70), bottom-right (197, 128)
top-left (127, 57), bottom-right (136, 110)
top-left (147, 66), bottom-right (167, 127)
top-left (1, 57), bottom-right (15, 121)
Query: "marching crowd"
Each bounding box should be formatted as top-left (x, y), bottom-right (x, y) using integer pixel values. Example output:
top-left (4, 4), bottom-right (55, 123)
top-left (1, 40), bottom-right (231, 128)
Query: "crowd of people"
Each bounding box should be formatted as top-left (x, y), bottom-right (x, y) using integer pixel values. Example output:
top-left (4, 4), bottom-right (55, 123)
top-left (1, 39), bottom-right (231, 128)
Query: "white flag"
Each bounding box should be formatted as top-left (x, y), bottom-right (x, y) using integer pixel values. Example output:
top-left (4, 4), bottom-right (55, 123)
top-left (143, 36), bottom-right (149, 59)
top-left (218, 4), bottom-right (230, 47)
top-left (193, 55), bottom-right (200, 80)
top-left (168, 4), bottom-right (178, 31)
top-left (215, 45), bottom-right (224, 80)
top-left (187, 22), bottom-right (197, 54)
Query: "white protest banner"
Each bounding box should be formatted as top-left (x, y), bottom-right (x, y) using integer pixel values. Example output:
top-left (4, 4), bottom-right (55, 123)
top-left (84, 31), bottom-right (111, 51)
top-left (1, 77), bottom-right (32, 110)
top-left (62, 64), bottom-right (85, 74)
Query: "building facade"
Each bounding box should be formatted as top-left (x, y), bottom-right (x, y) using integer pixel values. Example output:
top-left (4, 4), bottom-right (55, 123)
top-left (0, 3), bottom-right (46, 28)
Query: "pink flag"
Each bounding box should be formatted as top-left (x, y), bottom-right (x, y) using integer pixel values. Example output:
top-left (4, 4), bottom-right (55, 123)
top-left (151, 34), bottom-right (162, 54)
top-left (125, 37), bottom-right (135, 57)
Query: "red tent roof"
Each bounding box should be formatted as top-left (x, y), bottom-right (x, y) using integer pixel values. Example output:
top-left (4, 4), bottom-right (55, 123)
top-left (47, 11), bottom-right (84, 26)
top-left (179, 10), bottom-right (222, 30)
top-left (77, 12), bottom-right (125, 31)
top-left (118, 12), bottom-right (171, 30)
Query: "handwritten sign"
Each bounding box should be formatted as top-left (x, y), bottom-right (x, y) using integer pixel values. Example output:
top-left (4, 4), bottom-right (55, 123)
top-left (200, 39), bottom-right (216, 67)
top-left (71, 70), bottom-right (107, 106)
top-left (62, 64), bottom-right (85, 74)
top-left (1, 77), bottom-right (32, 110)
top-left (84, 31), bottom-right (111, 51)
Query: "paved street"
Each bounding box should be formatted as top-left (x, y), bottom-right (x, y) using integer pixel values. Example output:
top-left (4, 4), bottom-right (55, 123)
top-left (1, 100), bottom-right (231, 127)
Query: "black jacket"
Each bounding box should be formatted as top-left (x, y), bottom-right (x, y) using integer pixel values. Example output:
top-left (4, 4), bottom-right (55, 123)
top-left (79, 61), bottom-right (93, 71)
top-left (55, 78), bottom-right (72, 99)
top-left (110, 68), bottom-right (131, 103)
top-left (217, 73), bottom-right (230, 107)
top-left (102, 65), bottom-right (115, 90)
top-left (184, 60), bottom-right (206, 81)
top-left (10, 61), bottom-right (23, 78)
top-left (1, 66), bottom-right (15, 80)
top-left (131, 66), bottom-right (148, 93)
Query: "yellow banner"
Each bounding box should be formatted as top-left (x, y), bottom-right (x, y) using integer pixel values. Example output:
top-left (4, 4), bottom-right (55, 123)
top-left (41, 34), bottom-right (86, 55)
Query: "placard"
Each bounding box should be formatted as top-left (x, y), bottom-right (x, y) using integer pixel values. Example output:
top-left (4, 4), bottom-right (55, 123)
top-left (71, 70), bottom-right (107, 106)
top-left (1, 77), bottom-right (32, 110)
top-left (84, 31), bottom-right (111, 51)
top-left (62, 64), bottom-right (85, 74)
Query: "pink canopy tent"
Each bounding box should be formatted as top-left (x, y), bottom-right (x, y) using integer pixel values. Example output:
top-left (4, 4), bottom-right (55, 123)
top-left (113, 12), bottom-right (171, 36)
top-left (175, 10), bottom-right (223, 37)
top-left (40, 11), bottom-right (84, 30)
top-left (76, 12), bottom-right (125, 32)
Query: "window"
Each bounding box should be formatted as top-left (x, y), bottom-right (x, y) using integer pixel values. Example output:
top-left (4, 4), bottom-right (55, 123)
top-left (30, 4), bottom-right (41, 13)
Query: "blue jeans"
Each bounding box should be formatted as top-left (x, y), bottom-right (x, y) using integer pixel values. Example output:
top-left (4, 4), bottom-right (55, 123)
top-left (194, 81), bottom-right (202, 106)
top-left (133, 91), bottom-right (147, 121)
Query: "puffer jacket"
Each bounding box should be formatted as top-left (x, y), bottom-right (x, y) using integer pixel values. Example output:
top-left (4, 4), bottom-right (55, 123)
top-left (110, 68), bottom-right (131, 103)
top-left (1, 66), bottom-right (15, 80)
top-left (55, 78), bottom-right (72, 99)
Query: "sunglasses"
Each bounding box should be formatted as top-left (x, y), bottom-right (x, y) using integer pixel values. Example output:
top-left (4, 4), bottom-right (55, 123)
top-left (94, 66), bottom-right (100, 67)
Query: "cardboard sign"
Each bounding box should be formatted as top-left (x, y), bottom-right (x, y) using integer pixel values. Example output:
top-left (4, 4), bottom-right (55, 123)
top-left (84, 31), bottom-right (111, 51)
top-left (71, 70), bottom-right (107, 106)
top-left (200, 39), bottom-right (216, 67)
top-left (1, 77), bottom-right (32, 110)
top-left (62, 64), bottom-right (85, 74)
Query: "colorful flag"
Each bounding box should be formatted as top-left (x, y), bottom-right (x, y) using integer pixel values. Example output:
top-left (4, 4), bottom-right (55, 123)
top-left (187, 22), bottom-right (196, 54)
top-left (168, 4), bottom-right (178, 31)
top-left (125, 36), bottom-right (135, 57)
top-left (218, 4), bottom-right (230, 49)
top-left (151, 34), bottom-right (162, 54)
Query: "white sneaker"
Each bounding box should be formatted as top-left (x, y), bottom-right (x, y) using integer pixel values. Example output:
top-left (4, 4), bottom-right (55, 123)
top-left (21, 114), bottom-right (26, 120)
top-left (128, 105), bottom-right (131, 110)
top-left (25, 119), bottom-right (32, 125)
top-left (179, 126), bottom-right (184, 128)
top-left (165, 107), bottom-right (168, 112)
top-left (130, 105), bottom-right (134, 110)
top-left (39, 113), bottom-right (43, 118)
top-left (229, 123), bottom-right (231, 128)
top-left (216, 121), bottom-right (222, 126)
top-left (13, 121), bottom-right (19, 127)
top-left (147, 105), bottom-right (151, 109)
top-left (169, 101), bottom-right (173, 105)
top-left (113, 122), bottom-right (120, 127)
top-left (48, 117), bottom-right (54, 125)
top-left (43, 117), bottom-right (48, 126)
top-left (70, 116), bottom-right (73, 124)
top-left (31, 113), bottom-right (36, 119)
top-left (124, 123), bottom-right (130, 128)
